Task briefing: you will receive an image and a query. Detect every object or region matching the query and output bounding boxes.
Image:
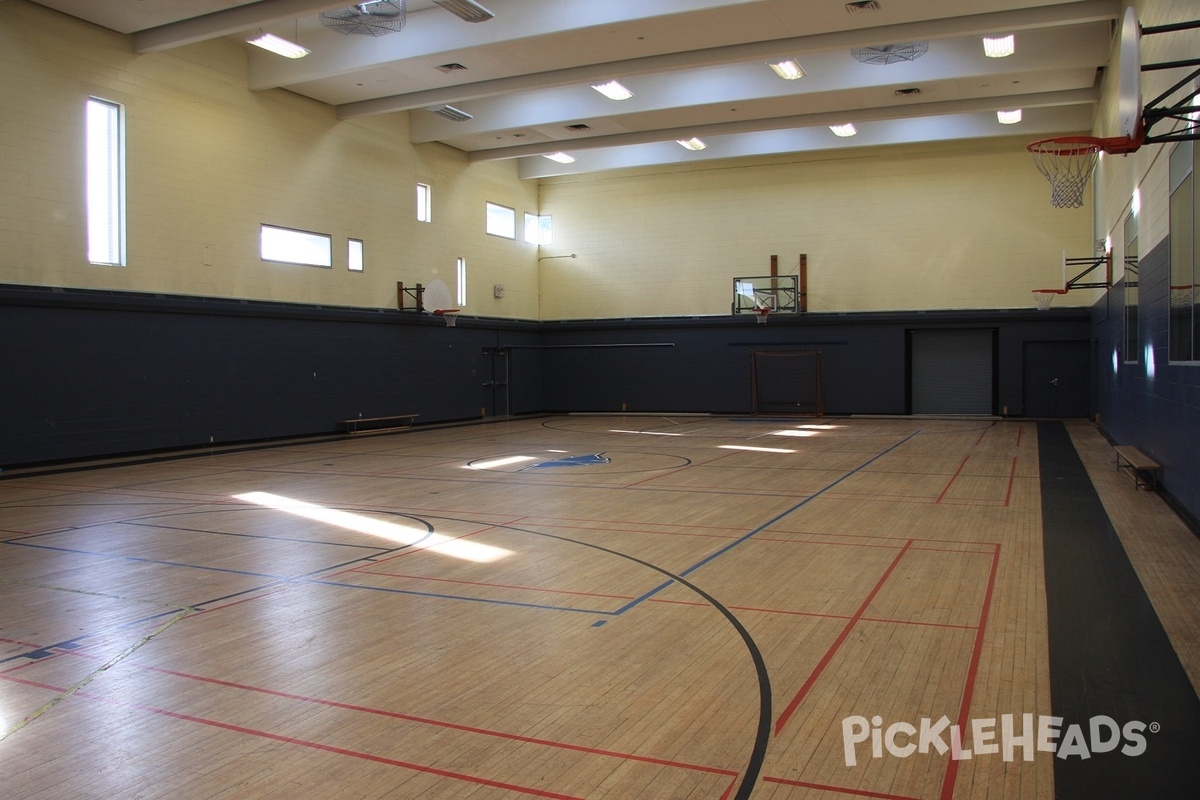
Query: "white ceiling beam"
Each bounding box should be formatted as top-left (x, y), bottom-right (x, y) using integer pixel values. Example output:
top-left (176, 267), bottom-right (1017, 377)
top-left (132, 0), bottom-right (349, 53)
top-left (337, 0), bottom-right (1118, 118)
top-left (467, 88), bottom-right (1099, 161)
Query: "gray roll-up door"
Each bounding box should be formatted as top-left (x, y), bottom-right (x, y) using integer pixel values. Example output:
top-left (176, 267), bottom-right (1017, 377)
top-left (909, 328), bottom-right (995, 414)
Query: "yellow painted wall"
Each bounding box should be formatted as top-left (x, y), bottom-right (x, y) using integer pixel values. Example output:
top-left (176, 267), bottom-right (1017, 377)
top-left (537, 142), bottom-right (1095, 318)
top-left (0, 0), bottom-right (541, 318)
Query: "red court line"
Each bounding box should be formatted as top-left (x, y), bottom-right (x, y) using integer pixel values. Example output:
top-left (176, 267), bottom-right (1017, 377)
top-left (937, 542), bottom-right (1002, 800)
top-left (1004, 457), bottom-right (1018, 507)
top-left (935, 456), bottom-right (970, 504)
top-left (762, 776), bottom-right (922, 800)
top-left (0, 673), bottom-right (589, 800)
top-left (124, 665), bottom-right (741, 781)
top-left (774, 539), bottom-right (915, 734)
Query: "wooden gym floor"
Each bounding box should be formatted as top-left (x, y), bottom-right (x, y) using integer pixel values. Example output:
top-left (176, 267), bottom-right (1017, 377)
top-left (1, 415), bottom-right (1198, 799)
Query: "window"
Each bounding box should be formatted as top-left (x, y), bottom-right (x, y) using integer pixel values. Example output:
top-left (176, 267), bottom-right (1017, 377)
top-left (417, 183), bottom-right (431, 223)
top-left (456, 257), bottom-right (467, 307)
top-left (348, 238), bottom-right (364, 272)
top-left (260, 224), bottom-right (332, 268)
top-left (524, 213), bottom-right (552, 245)
top-left (485, 202), bottom-right (515, 238)
top-left (1123, 210), bottom-right (1139, 363)
top-left (1170, 141), bottom-right (1199, 362)
top-left (86, 98), bottom-right (125, 266)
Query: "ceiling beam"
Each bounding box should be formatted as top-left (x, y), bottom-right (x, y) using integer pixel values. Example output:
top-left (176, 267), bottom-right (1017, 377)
top-left (466, 88), bottom-right (1099, 161)
top-left (132, 0), bottom-right (348, 53)
top-left (338, 0), bottom-right (1118, 118)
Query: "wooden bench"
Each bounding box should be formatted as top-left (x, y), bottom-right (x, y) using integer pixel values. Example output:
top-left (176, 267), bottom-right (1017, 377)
top-left (340, 413), bottom-right (418, 436)
top-left (1114, 445), bottom-right (1161, 490)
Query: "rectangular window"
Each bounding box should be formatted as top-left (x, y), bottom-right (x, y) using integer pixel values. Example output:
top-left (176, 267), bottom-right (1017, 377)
top-left (485, 202), bottom-right (515, 239)
top-left (524, 212), bottom-right (552, 245)
top-left (348, 238), bottom-right (364, 272)
top-left (456, 257), bottom-right (467, 307)
top-left (417, 183), bottom-right (431, 223)
top-left (1123, 211), bottom-right (1139, 363)
top-left (1169, 141), bottom-right (1199, 363)
top-left (85, 97), bottom-right (125, 266)
top-left (260, 224), bottom-right (332, 268)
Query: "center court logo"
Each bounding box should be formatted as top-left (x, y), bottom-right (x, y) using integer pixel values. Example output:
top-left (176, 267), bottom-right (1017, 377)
top-left (841, 714), bottom-right (1156, 767)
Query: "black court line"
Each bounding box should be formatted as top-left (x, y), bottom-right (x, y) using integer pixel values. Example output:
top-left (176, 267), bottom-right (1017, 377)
top-left (1038, 421), bottom-right (1200, 799)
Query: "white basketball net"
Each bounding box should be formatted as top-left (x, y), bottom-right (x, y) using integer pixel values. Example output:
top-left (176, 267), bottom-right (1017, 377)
top-left (1028, 140), bottom-right (1101, 209)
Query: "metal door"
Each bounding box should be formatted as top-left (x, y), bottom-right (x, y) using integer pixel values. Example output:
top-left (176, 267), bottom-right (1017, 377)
top-left (1023, 340), bottom-right (1090, 418)
top-left (909, 328), bottom-right (997, 414)
top-left (481, 347), bottom-right (509, 417)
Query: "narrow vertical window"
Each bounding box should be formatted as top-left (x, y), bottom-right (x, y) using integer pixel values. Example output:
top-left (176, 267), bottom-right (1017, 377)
top-left (1169, 141), bottom-right (1198, 363)
top-left (86, 97), bottom-right (125, 265)
top-left (1123, 210), bottom-right (1139, 363)
top-left (456, 257), bottom-right (467, 307)
top-left (348, 238), bottom-right (364, 272)
top-left (417, 183), bottom-right (431, 223)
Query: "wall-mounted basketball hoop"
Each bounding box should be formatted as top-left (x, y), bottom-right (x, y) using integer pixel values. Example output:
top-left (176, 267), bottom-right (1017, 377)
top-left (1027, 135), bottom-right (1140, 209)
top-left (1028, 7), bottom-right (1200, 208)
top-left (1032, 288), bottom-right (1068, 311)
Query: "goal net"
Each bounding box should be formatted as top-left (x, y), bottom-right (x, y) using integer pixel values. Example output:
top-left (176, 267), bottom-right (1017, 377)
top-left (751, 350), bottom-right (824, 416)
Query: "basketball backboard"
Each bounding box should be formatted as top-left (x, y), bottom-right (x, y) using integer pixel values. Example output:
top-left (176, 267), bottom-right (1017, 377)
top-left (732, 275), bottom-right (800, 315)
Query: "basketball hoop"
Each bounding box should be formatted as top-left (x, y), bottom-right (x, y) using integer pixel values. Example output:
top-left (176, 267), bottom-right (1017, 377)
top-left (434, 309), bottom-right (460, 327)
top-left (1027, 135), bottom-right (1141, 209)
top-left (1032, 288), bottom-right (1068, 311)
top-left (754, 306), bottom-right (771, 324)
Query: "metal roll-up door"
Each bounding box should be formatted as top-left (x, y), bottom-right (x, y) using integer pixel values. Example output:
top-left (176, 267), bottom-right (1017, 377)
top-left (909, 328), bottom-right (996, 414)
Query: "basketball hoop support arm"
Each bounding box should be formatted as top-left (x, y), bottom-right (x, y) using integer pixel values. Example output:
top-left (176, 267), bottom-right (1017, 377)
top-left (1137, 18), bottom-right (1200, 146)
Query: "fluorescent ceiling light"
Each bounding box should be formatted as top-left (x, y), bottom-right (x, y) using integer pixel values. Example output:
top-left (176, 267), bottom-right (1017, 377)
top-left (983, 34), bottom-right (1015, 58)
top-left (677, 138), bottom-right (707, 150)
top-left (544, 152), bottom-right (575, 163)
top-left (592, 80), bottom-right (633, 100)
top-left (768, 59), bottom-right (806, 80)
top-left (433, 0), bottom-right (494, 23)
top-left (996, 109), bottom-right (1022, 124)
top-left (829, 123), bottom-right (857, 137)
top-left (246, 30), bottom-right (310, 59)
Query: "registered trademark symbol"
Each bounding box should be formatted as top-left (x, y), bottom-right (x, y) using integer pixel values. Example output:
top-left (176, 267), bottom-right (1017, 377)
top-left (1149, 722), bottom-right (1161, 734)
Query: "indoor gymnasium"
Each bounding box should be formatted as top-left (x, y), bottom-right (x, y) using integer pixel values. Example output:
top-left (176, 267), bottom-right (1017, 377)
top-left (1, 1), bottom-right (1199, 798)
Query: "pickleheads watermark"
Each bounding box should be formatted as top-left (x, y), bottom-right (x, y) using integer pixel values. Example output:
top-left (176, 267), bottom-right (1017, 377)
top-left (841, 714), bottom-right (1158, 767)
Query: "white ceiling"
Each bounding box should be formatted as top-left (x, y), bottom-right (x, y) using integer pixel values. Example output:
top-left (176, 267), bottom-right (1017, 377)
top-left (29, 0), bottom-right (1121, 178)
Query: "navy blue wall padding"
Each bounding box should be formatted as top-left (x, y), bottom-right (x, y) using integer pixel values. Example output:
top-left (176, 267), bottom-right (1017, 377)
top-left (1092, 238), bottom-right (1200, 525)
top-left (1, 283), bottom-right (1089, 468)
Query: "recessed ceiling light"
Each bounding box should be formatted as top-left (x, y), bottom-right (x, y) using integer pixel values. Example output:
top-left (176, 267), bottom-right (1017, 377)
top-left (677, 138), bottom-right (707, 150)
top-left (768, 59), bottom-right (806, 80)
top-left (592, 80), bottom-right (633, 101)
top-left (829, 123), bottom-right (857, 137)
top-left (544, 152), bottom-right (575, 163)
top-left (246, 30), bottom-right (310, 59)
top-left (983, 35), bottom-right (1015, 58)
top-left (996, 109), bottom-right (1022, 124)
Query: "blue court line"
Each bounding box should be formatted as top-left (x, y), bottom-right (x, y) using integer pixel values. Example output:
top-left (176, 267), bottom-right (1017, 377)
top-left (3, 540), bottom-right (285, 579)
top-left (303, 578), bottom-right (611, 615)
top-left (608, 430), bottom-right (921, 617)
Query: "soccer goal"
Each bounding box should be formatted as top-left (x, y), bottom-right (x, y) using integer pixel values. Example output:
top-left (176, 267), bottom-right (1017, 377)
top-left (750, 350), bottom-right (824, 416)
